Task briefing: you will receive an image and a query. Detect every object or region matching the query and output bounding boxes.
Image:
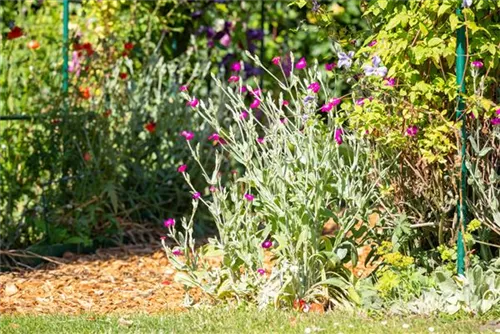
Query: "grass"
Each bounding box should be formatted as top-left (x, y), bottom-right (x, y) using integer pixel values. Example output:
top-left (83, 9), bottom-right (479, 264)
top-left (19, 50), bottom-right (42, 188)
top-left (1, 306), bottom-right (499, 334)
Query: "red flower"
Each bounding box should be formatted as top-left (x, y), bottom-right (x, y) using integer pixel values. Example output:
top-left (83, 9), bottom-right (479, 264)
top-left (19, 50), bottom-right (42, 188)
top-left (79, 87), bottom-right (91, 100)
top-left (161, 280), bottom-right (171, 285)
top-left (7, 26), bottom-right (23, 40)
top-left (124, 42), bottom-right (134, 50)
top-left (122, 51), bottom-right (129, 57)
top-left (119, 72), bottom-right (127, 80)
top-left (83, 152), bottom-right (91, 161)
top-left (74, 42), bottom-right (93, 56)
top-left (103, 110), bottom-right (112, 118)
top-left (145, 121), bottom-right (156, 133)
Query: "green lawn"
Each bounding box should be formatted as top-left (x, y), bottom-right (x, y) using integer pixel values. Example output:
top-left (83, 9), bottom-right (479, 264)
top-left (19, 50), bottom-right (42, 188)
top-left (1, 306), bottom-right (499, 334)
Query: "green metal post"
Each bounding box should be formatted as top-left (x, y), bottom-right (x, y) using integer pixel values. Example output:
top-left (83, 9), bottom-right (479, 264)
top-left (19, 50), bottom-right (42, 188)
top-left (456, 7), bottom-right (467, 275)
top-left (62, 0), bottom-right (69, 96)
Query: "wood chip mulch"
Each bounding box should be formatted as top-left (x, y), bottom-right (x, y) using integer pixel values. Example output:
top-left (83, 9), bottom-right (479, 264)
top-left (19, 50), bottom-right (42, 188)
top-left (0, 245), bottom-right (195, 315)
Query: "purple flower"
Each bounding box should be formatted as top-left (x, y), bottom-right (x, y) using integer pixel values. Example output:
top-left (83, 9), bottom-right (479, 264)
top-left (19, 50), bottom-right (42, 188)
top-left (471, 60), bottom-right (483, 68)
top-left (247, 28), bottom-right (264, 40)
top-left (181, 131), bottom-right (194, 141)
top-left (240, 111), bottom-right (249, 119)
top-left (296, 57), bottom-right (307, 70)
top-left (491, 118), bottom-right (500, 125)
top-left (334, 128), bottom-right (344, 145)
top-left (406, 125), bottom-right (419, 137)
top-left (462, 0), bottom-right (473, 8)
top-left (192, 192), bottom-right (201, 200)
top-left (261, 240), bottom-right (273, 249)
top-left (244, 193), bottom-right (255, 201)
top-left (191, 10), bottom-right (203, 19)
top-left (308, 82), bottom-right (320, 93)
top-left (164, 218), bottom-right (175, 227)
top-left (250, 99), bottom-right (260, 109)
top-left (231, 62), bottom-right (241, 72)
top-left (325, 63), bottom-right (336, 71)
top-left (356, 98), bottom-right (366, 106)
top-left (368, 40), bottom-right (377, 47)
top-left (363, 56), bottom-right (387, 77)
top-left (303, 96), bottom-right (315, 104)
top-left (385, 77), bottom-right (396, 87)
top-left (257, 268), bottom-right (266, 275)
top-left (337, 51), bottom-right (354, 69)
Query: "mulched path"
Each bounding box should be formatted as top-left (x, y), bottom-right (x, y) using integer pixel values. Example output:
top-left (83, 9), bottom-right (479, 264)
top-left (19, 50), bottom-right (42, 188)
top-left (0, 245), bottom-right (193, 315)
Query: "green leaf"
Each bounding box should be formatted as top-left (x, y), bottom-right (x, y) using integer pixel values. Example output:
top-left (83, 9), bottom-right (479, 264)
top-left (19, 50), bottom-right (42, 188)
top-left (438, 4), bottom-right (452, 17)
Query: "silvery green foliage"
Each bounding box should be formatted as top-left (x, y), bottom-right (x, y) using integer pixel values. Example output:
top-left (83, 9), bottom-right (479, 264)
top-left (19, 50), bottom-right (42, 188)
top-left (393, 263), bottom-right (500, 315)
top-left (466, 129), bottom-right (500, 236)
top-left (167, 52), bottom-right (391, 307)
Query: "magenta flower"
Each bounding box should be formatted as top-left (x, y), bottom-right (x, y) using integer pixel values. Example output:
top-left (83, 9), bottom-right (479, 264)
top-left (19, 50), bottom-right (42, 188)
top-left (240, 110), bottom-right (249, 119)
top-left (231, 62), bottom-right (242, 72)
top-left (321, 103), bottom-right (333, 113)
top-left (491, 118), bottom-right (500, 125)
top-left (192, 192), bottom-right (201, 200)
top-left (179, 85), bottom-right (188, 92)
top-left (177, 164), bottom-right (188, 173)
top-left (296, 57), bottom-right (307, 70)
top-left (181, 130), bottom-right (194, 141)
top-left (244, 193), bottom-right (255, 201)
top-left (261, 240), bottom-right (273, 249)
top-left (250, 99), bottom-right (260, 109)
top-left (272, 56), bottom-right (281, 65)
top-left (186, 98), bottom-right (199, 108)
top-left (257, 137), bottom-right (265, 144)
top-left (334, 128), bottom-right (344, 145)
top-left (240, 86), bottom-right (248, 93)
top-left (280, 118), bottom-right (287, 124)
top-left (251, 89), bottom-right (262, 97)
top-left (368, 40), bottom-right (377, 47)
top-left (164, 218), bottom-right (175, 227)
top-left (160, 236), bottom-right (167, 241)
top-left (172, 248), bottom-right (183, 256)
top-left (257, 268), bottom-right (266, 275)
top-left (282, 100), bottom-right (289, 106)
top-left (471, 60), bottom-right (483, 68)
top-left (496, 108), bottom-right (500, 115)
top-left (228, 75), bottom-right (240, 83)
top-left (330, 98), bottom-right (342, 107)
top-left (385, 77), bottom-right (396, 87)
top-left (220, 33), bottom-right (231, 47)
top-left (308, 82), bottom-right (320, 94)
top-left (406, 125), bottom-right (419, 137)
top-left (208, 133), bottom-right (220, 141)
top-left (325, 63), bottom-right (336, 71)
top-left (355, 98), bottom-right (365, 106)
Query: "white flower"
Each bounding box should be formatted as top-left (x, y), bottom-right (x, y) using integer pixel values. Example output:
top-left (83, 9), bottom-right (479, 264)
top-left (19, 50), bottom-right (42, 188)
top-left (402, 324), bottom-right (410, 329)
top-left (428, 327), bottom-right (435, 332)
top-left (304, 328), bottom-right (312, 334)
top-left (381, 321), bottom-right (387, 326)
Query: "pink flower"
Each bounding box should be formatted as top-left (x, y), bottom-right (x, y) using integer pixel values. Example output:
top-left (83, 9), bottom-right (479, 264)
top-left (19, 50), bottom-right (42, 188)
top-left (68, 51), bottom-right (81, 76)
top-left (192, 192), bottom-right (201, 200)
top-left (220, 33), bottom-right (231, 47)
top-left (228, 75), bottom-right (240, 83)
top-left (368, 40), bottom-right (377, 47)
top-left (296, 57), bottom-right (307, 70)
top-left (164, 218), bottom-right (175, 227)
top-left (491, 118), bottom-right (500, 125)
top-left (282, 100), bottom-right (289, 106)
top-left (172, 248), bottom-right (183, 256)
top-left (209, 185), bottom-right (217, 192)
top-left (355, 98), bottom-right (365, 106)
top-left (181, 131), bottom-right (194, 141)
top-left (471, 60), bottom-right (483, 68)
top-left (496, 108), bottom-right (500, 115)
top-left (308, 82), bottom-right (320, 94)
top-left (257, 137), bottom-right (265, 144)
top-left (385, 78), bottom-right (396, 87)
top-left (280, 118), bottom-right (287, 124)
top-left (250, 99), bottom-right (260, 109)
top-left (231, 62), bottom-right (242, 72)
top-left (272, 56), bottom-right (281, 65)
top-left (186, 98), bottom-right (199, 108)
top-left (251, 89), bottom-right (262, 97)
top-left (325, 63), bottom-right (336, 71)
top-left (244, 193), bottom-right (255, 201)
top-left (160, 236), bottom-right (167, 241)
top-left (257, 268), bottom-right (266, 275)
top-left (330, 98), bottom-right (342, 107)
top-left (406, 125), bottom-right (419, 137)
top-left (334, 128), bottom-right (343, 145)
top-left (240, 111), bottom-right (249, 119)
top-left (179, 85), bottom-right (188, 92)
top-left (321, 103), bottom-right (333, 113)
top-left (177, 164), bottom-right (187, 173)
top-left (261, 240), bottom-right (273, 249)
top-left (208, 133), bottom-right (220, 142)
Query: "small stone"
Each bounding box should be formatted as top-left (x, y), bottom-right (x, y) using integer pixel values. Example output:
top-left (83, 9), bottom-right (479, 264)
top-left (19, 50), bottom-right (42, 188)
top-left (4, 283), bottom-right (18, 296)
